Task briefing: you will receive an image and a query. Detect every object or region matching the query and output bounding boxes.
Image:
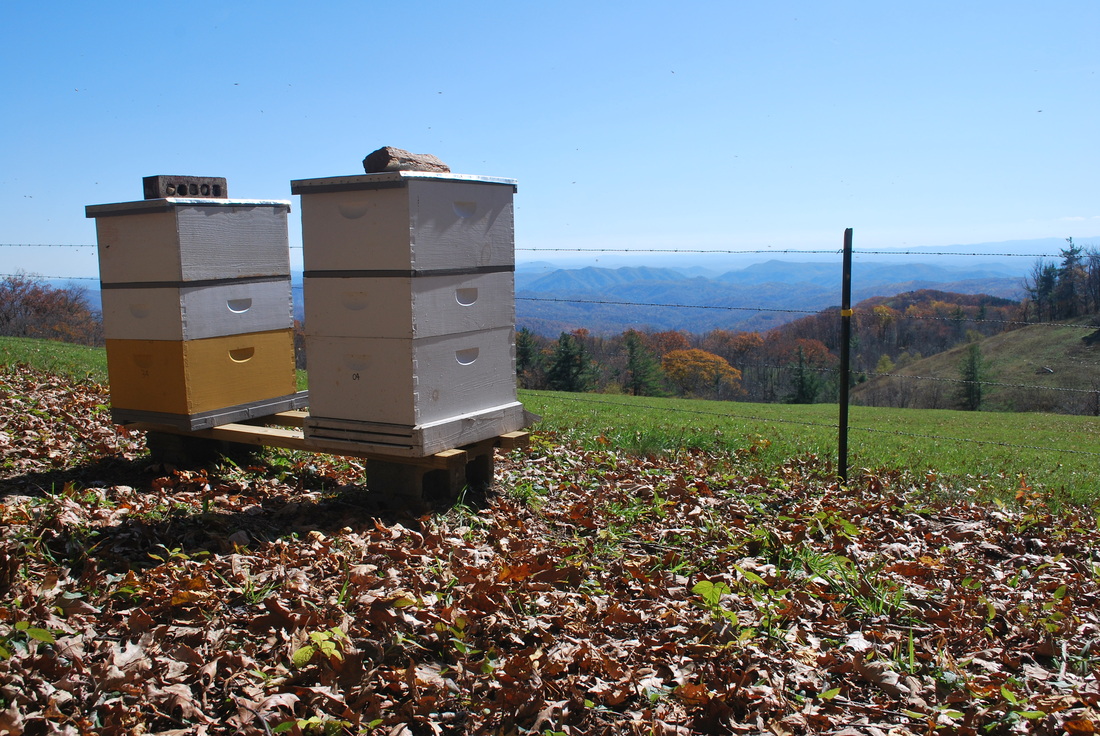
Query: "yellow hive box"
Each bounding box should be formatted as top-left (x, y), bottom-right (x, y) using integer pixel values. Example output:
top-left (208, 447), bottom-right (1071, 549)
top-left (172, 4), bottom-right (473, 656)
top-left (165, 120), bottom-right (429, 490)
top-left (106, 329), bottom-right (297, 417)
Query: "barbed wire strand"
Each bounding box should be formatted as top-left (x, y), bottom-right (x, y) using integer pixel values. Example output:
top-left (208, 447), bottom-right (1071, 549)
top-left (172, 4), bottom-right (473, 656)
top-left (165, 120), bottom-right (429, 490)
top-left (514, 247), bottom-right (1070, 258)
top-left (0, 274), bottom-right (99, 281)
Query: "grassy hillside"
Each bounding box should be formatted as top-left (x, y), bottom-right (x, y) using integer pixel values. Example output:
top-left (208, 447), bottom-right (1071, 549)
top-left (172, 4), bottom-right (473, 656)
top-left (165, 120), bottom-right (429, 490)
top-left (4, 336), bottom-right (1096, 504)
top-left (854, 317), bottom-right (1100, 414)
top-left (0, 336), bottom-right (107, 381)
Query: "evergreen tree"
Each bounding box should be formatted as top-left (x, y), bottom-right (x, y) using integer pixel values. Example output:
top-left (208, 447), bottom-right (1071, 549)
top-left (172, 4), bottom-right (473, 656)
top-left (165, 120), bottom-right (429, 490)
top-left (1054, 238), bottom-right (1086, 319)
top-left (956, 342), bottom-right (985, 411)
top-left (785, 346), bottom-right (822, 404)
top-left (515, 327), bottom-right (541, 388)
top-left (622, 330), bottom-right (665, 396)
top-left (545, 331), bottom-right (594, 393)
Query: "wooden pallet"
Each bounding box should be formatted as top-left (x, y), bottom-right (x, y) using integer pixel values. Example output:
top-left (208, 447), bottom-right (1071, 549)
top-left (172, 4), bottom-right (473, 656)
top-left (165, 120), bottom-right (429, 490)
top-left (132, 410), bottom-right (530, 503)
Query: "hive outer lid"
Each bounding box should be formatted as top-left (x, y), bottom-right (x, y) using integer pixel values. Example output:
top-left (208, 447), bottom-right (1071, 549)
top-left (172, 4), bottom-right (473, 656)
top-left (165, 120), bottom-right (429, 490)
top-left (290, 171), bottom-right (518, 195)
top-left (86, 198), bottom-right (292, 218)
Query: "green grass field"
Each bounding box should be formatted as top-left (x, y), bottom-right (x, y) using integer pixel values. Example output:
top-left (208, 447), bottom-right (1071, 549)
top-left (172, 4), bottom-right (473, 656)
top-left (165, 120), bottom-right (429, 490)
top-left (0, 336), bottom-right (108, 381)
top-left (520, 390), bottom-right (1100, 505)
top-left (3, 337), bottom-right (1096, 504)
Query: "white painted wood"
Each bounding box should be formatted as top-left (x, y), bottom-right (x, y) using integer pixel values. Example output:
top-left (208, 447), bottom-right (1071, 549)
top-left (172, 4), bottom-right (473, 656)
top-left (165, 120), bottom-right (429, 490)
top-left (303, 401), bottom-right (529, 457)
top-left (303, 271), bottom-right (513, 339)
top-left (91, 201), bottom-right (291, 284)
top-left (298, 177), bottom-right (515, 272)
top-left (305, 327), bottom-right (517, 426)
top-left (101, 279), bottom-right (293, 341)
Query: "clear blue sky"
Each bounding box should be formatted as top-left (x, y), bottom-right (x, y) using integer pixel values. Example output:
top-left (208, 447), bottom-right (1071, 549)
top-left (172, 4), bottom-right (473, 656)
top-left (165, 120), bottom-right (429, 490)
top-left (2, 1), bottom-right (1097, 279)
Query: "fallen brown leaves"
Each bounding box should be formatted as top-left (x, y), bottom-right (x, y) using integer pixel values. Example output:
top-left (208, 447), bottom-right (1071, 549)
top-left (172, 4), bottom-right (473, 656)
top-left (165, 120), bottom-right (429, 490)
top-left (1, 364), bottom-right (1098, 735)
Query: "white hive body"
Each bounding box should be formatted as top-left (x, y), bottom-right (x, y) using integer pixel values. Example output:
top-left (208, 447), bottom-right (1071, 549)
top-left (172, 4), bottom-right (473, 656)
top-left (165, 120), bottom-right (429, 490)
top-left (293, 171), bottom-right (528, 456)
top-left (86, 196), bottom-right (304, 430)
top-left (92, 199), bottom-right (292, 284)
top-left (100, 278), bottom-right (293, 341)
top-left (301, 270), bottom-right (514, 339)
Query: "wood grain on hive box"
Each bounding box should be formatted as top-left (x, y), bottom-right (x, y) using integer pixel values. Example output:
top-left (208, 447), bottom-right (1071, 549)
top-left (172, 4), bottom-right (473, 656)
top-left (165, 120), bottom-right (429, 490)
top-left (101, 278), bottom-right (293, 341)
top-left (292, 173), bottom-right (516, 272)
top-left (86, 199), bottom-right (291, 284)
top-left (303, 271), bottom-right (513, 339)
top-left (106, 329), bottom-right (297, 416)
top-left (304, 327), bottom-right (518, 426)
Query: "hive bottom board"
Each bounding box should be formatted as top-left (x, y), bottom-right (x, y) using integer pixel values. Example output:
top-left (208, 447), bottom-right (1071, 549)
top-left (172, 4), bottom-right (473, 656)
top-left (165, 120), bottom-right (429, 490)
top-left (112, 391), bottom-right (309, 431)
top-left (304, 401), bottom-right (531, 457)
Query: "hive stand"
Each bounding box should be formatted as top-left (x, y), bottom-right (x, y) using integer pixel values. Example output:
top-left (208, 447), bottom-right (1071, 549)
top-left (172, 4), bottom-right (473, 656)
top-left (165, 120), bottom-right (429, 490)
top-left (132, 411), bottom-right (529, 503)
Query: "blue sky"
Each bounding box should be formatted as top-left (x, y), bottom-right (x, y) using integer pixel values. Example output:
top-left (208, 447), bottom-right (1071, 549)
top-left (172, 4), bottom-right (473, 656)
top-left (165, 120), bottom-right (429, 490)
top-left (1, 1), bottom-right (1097, 279)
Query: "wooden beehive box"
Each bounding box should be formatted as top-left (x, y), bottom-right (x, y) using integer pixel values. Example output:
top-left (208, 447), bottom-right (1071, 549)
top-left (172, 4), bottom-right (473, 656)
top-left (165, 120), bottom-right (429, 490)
top-left (100, 278), bottom-right (293, 341)
top-left (291, 172), bottom-right (515, 272)
top-left (105, 329), bottom-right (298, 420)
top-left (301, 271), bottom-right (513, 339)
top-left (292, 171), bottom-right (527, 456)
top-left (89, 199), bottom-right (292, 284)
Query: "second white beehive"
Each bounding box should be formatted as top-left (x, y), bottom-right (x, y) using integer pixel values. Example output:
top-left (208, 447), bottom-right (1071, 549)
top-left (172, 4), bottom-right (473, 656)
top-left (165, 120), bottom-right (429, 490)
top-left (291, 171), bottom-right (528, 456)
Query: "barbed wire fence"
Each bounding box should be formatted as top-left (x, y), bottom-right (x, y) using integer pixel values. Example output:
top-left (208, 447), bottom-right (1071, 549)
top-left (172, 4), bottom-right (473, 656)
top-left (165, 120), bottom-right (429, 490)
top-left (3, 238), bottom-right (1099, 478)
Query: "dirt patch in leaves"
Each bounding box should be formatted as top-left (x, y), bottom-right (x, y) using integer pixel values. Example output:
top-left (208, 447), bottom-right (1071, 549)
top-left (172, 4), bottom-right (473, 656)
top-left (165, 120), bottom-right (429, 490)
top-left (1, 364), bottom-right (1099, 734)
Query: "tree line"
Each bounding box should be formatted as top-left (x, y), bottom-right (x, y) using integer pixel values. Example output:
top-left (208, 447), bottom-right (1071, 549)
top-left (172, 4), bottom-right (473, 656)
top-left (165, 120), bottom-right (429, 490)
top-left (516, 289), bottom-right (1023, 405)
top-left (1022, 238), bottom-right (1100, 322)
top-left (0, 273), bottom-right (102, 346)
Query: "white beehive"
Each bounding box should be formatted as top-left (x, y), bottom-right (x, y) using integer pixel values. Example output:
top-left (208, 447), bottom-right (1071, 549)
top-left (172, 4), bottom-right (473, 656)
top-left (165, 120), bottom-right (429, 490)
top-left (293, 171), bottom-right (527, 456)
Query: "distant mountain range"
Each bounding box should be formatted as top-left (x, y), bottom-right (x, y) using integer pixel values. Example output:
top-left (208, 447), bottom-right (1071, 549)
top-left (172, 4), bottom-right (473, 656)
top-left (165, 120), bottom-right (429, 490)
top-left (514, 260), bottom-right (1027, 336)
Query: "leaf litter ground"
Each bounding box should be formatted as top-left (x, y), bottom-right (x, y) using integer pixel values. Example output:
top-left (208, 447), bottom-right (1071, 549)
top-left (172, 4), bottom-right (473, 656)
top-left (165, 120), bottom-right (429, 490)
top-left (1, 365), bottom-right (1098, 735)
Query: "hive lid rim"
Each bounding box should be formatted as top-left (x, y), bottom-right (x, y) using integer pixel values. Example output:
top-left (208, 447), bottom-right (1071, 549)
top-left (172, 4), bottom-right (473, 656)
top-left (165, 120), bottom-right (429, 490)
top-left (290, 171), bottom-right (518, 191)
top-left (86, 198), bottom-right (293, 217)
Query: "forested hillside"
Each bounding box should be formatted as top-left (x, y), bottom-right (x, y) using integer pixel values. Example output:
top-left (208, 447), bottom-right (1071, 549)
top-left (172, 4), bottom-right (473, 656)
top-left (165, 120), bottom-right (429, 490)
top-left (518, 289), bottom-right (1025, 407)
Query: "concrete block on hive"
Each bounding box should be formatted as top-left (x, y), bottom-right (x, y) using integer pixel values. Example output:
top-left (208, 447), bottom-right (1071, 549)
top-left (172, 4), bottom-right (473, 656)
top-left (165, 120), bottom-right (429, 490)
top-left (304, 327), bottom-right (518, 428)
top-left (142, 175), bottom-right (228, 200)
top-left (86, 199), bottom-right (291, 284)
top-left (291, 172), bottom-right (516, 272)
top-left (303, 271), bottom-right (514, 339)
top-left (106, 329), bottom-right (298, 419)
top-left (101, 278), bottom-right (293, 341)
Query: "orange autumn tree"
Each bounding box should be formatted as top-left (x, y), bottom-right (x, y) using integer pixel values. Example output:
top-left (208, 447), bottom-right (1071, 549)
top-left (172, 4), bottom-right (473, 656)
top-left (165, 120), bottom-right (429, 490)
top-left (662, 348), bottom-right (742, 400)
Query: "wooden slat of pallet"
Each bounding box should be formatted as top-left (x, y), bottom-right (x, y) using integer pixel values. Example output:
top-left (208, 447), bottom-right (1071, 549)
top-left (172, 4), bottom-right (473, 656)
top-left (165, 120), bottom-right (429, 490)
top-left (130, 421), bottom-right (469, 470)
top-left (267, 410), bottom-right (309, 428)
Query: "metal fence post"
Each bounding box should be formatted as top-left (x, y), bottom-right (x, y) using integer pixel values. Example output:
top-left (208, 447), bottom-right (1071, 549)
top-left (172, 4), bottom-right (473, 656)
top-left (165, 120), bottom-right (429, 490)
top-left (838, 228), bottom-right (853, 483)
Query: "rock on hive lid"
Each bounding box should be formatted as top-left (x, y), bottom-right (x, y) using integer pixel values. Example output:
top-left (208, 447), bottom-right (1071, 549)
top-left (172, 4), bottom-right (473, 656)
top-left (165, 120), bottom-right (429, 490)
top-left (362, 147), bottom-right (450, 174)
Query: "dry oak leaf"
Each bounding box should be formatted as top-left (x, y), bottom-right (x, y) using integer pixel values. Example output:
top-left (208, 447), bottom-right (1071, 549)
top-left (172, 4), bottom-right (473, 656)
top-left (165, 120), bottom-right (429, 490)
top-left (853, 654), bottom-right (910, 698)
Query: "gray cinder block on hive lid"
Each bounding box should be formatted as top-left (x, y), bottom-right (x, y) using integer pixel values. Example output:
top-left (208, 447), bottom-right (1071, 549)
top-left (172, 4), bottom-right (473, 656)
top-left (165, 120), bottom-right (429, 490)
top-left (142, 175), bottom-right (228, 200)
